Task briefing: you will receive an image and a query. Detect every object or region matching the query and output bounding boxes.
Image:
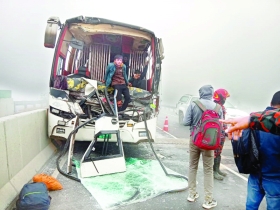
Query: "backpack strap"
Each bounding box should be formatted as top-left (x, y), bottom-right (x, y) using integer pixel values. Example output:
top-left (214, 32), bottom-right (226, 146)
top-left (193, 100), bottom-right (206, 112)
top-left (194, 100), bottom-right (222, 114)
top-left (214, 104), bottom-right (221, 113)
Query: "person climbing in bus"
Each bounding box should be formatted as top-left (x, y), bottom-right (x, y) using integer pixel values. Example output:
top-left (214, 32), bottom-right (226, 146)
top-left (212, 88), bottom-right (230, 180)
top-left (128, 57), bottom-right (149, 89)
top-left (103, 54), bottom-right (131, 111)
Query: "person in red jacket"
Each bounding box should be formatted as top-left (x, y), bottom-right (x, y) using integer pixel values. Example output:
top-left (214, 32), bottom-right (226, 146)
top-left (213, 89), bottom-right (230, 180)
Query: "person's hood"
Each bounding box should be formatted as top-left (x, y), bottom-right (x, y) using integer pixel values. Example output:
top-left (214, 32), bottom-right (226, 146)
top-left (199, 85), bottom-right (214, 100)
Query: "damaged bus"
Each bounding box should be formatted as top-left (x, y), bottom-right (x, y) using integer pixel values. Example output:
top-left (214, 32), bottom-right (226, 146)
top-left (44, 16), bottom-right (164, 145)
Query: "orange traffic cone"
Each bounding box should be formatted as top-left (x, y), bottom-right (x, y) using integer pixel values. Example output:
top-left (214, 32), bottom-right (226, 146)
top-left (163, 116), bottom-right (169, 132)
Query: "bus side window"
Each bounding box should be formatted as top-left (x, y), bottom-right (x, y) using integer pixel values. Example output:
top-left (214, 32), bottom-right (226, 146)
top-left (56, 56), bottom-right (65, 76)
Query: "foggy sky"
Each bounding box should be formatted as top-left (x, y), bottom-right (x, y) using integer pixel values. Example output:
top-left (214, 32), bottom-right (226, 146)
top-left (0, 0), bottom-right (279, 113)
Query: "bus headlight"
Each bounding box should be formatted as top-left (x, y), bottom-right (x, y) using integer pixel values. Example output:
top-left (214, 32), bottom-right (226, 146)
top-left (49, 106), bottom-right (76, 119)
top-left (51, 108), bottom-right (60, 114)
top-left (139, 131), bottom-right (147, 137)
top-left (57, 120), bottom-right (66, 126)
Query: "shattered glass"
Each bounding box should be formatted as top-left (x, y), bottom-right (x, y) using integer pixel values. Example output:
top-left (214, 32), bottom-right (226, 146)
top-left (75, 158), bottom-right (188, 209)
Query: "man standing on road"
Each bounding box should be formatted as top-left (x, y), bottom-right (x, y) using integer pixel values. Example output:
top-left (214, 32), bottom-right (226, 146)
top-left (183, 85), bottom-right (223, 209)
top-left (213, 89), bottom-right (230, 180)
top-left (242, 91), bottom-right (280, 209)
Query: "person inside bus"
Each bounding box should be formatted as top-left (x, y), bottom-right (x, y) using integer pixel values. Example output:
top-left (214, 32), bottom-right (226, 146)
top-left (128, 59), bottom-right (149, 89)
top-left (123, 55), bottom-right (130, 76)
top-left (103, 54), bottom-right (131, 112)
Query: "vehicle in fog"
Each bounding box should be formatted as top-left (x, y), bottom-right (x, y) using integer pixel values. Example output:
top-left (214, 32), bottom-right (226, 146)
top-left (44, 16), bottom-right (164, 144)
top-left (175, 94), bottom-right (248, 124)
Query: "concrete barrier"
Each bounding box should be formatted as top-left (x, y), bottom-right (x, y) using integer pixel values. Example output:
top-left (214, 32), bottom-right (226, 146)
top-left (0, 98), bottom-right (14, 117)
top-left (0, 109), bottom-right (56, 210)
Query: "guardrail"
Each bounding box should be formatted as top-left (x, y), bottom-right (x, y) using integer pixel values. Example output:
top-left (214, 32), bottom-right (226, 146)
top-left (0, 109), bottom-right (55, 210)
top-left (14, 100), bottom-right (48, 113)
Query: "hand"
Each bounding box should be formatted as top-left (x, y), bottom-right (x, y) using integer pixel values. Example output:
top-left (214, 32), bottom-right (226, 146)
top-left (220, 116), bottom-right (250, 140)
top-left (128, 83), bottom-right (132, 87)
top-left (101, 80), bottom-right (105, 83)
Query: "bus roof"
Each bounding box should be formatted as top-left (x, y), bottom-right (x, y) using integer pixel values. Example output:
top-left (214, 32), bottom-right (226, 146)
top-left (65, 16), bottom-right (155, 36)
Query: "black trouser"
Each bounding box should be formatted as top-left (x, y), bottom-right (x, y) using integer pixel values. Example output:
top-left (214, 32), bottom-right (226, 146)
top-left (113, 84), bottom-right (131, 111)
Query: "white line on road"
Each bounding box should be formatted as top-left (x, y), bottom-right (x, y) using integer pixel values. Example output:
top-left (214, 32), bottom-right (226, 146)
top-left (157, 126), bottom-right (178, 139)
top-left (220, 162), bottom-right (248, 182)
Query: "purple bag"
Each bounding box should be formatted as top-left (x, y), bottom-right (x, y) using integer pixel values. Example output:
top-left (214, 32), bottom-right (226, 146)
top-left (53, 75), bottom-right (68, 90)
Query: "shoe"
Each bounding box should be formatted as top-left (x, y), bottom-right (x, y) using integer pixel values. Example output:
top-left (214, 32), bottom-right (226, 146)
top-left (202, 199), bottom-right (217, 209)
top-left (213, 157), bottom-right (224, 180)
top-left (214, 171), bottom-right (224, 180)
top-left (216, 156), bottom-right (227, 176)
top-left (187, 192), bottom-right (199, 202)
top-left (218, 169), bottom-right (227, 177)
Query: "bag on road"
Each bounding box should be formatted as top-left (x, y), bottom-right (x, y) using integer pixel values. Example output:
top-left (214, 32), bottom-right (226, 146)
top-left (191, 100), bottom-right (222, 150)
top-left (16, 182), bottom-right (51, 210)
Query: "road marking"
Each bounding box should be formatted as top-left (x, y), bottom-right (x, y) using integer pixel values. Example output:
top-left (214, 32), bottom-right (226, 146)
top-left (157, 126), bottom-right (178, 139)
top-left (220, 162), bottom-right (248, 182)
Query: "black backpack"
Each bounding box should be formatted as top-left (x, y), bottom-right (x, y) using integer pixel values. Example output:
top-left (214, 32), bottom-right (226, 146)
top-left (16, 182), bottom-right (51, 210)
top-left (231, 128), bottom-right (261, 174)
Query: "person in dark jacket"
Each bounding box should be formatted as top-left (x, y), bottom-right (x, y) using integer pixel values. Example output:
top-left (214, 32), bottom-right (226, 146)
top-left (183, 85), bottom-right (223, 209)
top-left (213, 89), bottom-right (230, 180)
top-left (128, 69), bottom-right (148, 89)
top-left (128, 60), bottom-right (149, 89)
top-left (244, 91), bottom-right (280, 209)
top-left (103, 54), bottom-right (131, 111)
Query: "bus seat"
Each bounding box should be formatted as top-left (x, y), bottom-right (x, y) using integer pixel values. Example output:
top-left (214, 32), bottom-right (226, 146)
top-left (73, 66), bottom-right (90, 78)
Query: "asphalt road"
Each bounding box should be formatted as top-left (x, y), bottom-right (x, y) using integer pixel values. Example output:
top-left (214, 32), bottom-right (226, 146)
top-left (40, 106), bottom-right (267, 210)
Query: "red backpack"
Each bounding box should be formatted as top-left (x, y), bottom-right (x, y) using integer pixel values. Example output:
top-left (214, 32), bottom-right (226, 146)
top-left (191, 100), bottom-right (222, 150)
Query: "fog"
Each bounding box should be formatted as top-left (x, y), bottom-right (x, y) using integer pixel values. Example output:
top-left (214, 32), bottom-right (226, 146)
top-left (1, 0), bottom-right (279, 113)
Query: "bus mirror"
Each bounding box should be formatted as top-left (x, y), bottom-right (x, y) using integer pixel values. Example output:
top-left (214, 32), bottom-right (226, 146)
top-left (158, 38), bottom-right (165, 60)
top-left (44, 17), bottom-right (61, 48)
top-left (70, 38), bottom-right (84, 50)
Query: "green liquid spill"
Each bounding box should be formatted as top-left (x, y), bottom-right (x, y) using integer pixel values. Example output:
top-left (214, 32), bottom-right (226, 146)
top-left (75, 158), bottom-right (188, 209)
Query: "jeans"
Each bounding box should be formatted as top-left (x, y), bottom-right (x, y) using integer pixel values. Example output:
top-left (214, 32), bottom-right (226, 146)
top-left (246, 174), bottom-right (280, 210)
top-left (113, 84), bottom-right (131, 111)
top-left (188, 139), bottom-right (214, 202)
